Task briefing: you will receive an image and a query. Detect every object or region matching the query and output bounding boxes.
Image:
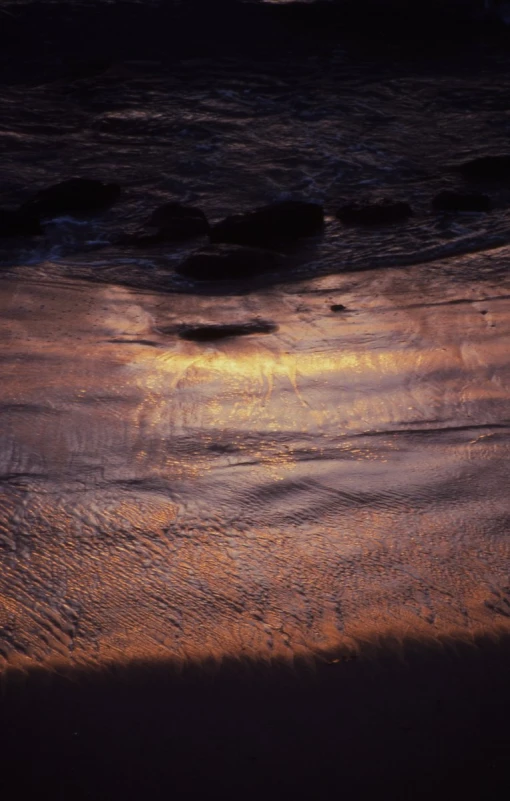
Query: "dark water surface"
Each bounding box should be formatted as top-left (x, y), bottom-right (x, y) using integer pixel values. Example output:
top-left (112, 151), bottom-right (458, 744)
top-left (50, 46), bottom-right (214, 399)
top-left (1, 0), bottom-right (510, 672)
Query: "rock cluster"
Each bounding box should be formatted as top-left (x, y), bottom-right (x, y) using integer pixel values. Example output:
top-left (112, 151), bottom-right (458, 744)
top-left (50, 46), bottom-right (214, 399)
top-left (1, 178), bottom-right (120, 238)
top-left (0, 209), bottom-right (42, 238)
top-left (5, 154), bottom-right (510, 270)
top-left (118, 202), bottom-right (210, 246)
top-left (450, 155), bottom-right (510, 182)
top-left (336, 200), bottom-right (412, 226)
top-left (21, 178), bottom-right (121, 217)
top-left (210, 200), bottom-right (324, 247)
top-left (431, 190), bottom-right (491, 212)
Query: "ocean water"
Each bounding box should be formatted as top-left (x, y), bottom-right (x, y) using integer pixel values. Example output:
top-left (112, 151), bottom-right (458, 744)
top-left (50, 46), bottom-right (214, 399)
top-left (1, 0), bottom-right (510, 671)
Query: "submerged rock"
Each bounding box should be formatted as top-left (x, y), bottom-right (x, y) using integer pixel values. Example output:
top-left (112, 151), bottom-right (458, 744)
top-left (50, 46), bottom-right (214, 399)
top-left (20, 178), bottom-right (121, 218)
top-left (330, 304), bottom-right (347, 312)
top-left (147, 201), bottom-right (208, 230)
top-left (147, 202), bottom-right (210, 241)
top-left (0, 209), bottom-right (42, 237)
top-left (152, 216), bottom-right (209, 243)
top-left (432, 190), bottom-right (491, 212)
top-left (119, 202), bottom-right (210, 246)
top-left (116, 232), bottom-right (165, 247)
top-left (118, 217), bottom-right (209, 247)
top-left (210, 200), bottom-right (324, 247)
top-left (177, 244), bottom-right (287, 281)
top-left (452, 155), bottom-right (510, 182)
top-left (336, 201), bottom-right (413, 226)
top-left (178, 321), bottom-right (278, 342)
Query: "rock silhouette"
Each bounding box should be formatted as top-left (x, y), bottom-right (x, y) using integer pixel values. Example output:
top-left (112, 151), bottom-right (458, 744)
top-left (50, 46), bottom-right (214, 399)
top-left (452, 156), bottom-right (510, 182)
top-left (178, 321), bottom-right (278, 341)
top-left (0, 209), bottom-right (42, 237)
top-left (177, 244), bottom-right (287, 281)
top-left (432, 190), bottom-right (491, 212)
top-left (147, 201), bottom-right (208, 230)
top-left (210, 200), bottom-right (324, 247)
top-left (20, 178), bottom-right (121, 218)
top-left (119, 202), bottom-right (210, 246)
top-left (336, 201), bottom-right (412, 226)
top-left (118, 218), bottom-right (209, 247)
top-left (116, 232), bottom-right (166, 247)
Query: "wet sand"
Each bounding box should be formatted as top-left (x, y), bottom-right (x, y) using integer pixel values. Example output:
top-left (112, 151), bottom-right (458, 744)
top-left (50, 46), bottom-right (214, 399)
top-left (2, 3), bottom-right (510, 795)
top-left (1, 266), bottom-right (510, 669)
top-left (1, 264), bottom-right (510, 797)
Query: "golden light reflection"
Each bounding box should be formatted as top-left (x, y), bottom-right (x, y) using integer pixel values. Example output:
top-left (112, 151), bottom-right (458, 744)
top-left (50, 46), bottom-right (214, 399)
top-left (1, 276), bottom-right (510, 672)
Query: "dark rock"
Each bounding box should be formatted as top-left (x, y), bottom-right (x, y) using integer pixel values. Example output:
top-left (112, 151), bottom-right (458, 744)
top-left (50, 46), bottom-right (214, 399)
top-left (155, 216), bottom-right (210, 242)
top-left (118, 215), bottom-right (209, 247)
top-left (336, 201), bottom-right (413, 226)
top-left (432, 190), bottom-right (491, 212)
top-left (330, 304), bottom-right (347, 312)
top-left (452, 156), bottom-right (510, 182)
top-left (210, 200), bottom-right (324, 247)
top-left (177, 244), bottom-right (287, 281)
top-left (147, 202), bottom-right (208, 230)
top-left (116, 232), bottom-right (165, 247)
top-left (20, 178), bottom-right (121, 218)
top-left (118, 202), bottom-right (210, 247)
top-left (178, 321), bottom-right (278, 342)
top-left (0, 209), bottom-right (42, 238)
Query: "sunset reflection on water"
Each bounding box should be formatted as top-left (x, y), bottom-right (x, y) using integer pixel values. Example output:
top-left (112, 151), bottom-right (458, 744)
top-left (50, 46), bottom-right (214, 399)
top-left (0, 269), bottom-right (510, 672)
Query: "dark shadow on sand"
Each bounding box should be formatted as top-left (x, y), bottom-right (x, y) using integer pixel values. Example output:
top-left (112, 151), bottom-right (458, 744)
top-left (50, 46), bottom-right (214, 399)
top-left (1, 633), bottom-right (510, 800)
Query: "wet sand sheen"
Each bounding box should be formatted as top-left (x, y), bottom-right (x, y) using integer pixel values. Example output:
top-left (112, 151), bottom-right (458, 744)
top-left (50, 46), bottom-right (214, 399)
top-left (1, 260), bottom-right (510, 671)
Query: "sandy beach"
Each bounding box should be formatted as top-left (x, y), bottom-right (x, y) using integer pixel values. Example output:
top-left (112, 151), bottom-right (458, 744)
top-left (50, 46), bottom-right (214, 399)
top-left (2, 3), bottom-right (510, 795)
top-left (1, 265), bottom-right (510, 671)
top-left (1, 256), bottom-right (509, 800)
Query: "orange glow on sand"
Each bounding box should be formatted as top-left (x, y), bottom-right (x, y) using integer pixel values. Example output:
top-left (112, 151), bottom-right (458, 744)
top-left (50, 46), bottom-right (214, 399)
top-left (1, 273), bottom-right (510, 672)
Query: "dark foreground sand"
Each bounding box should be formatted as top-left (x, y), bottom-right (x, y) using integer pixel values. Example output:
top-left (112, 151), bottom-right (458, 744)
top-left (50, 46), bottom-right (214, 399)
top-left (2, 634), bottom-right (510, 801)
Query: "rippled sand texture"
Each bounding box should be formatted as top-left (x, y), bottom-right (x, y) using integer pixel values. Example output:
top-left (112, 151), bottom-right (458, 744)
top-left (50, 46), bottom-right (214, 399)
top-left (1, 257), bottom-right (510, 671)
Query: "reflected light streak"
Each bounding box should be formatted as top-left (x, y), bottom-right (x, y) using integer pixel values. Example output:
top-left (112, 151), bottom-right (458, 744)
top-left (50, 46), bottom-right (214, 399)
top-left (0, 278), bottom-right (510, 672)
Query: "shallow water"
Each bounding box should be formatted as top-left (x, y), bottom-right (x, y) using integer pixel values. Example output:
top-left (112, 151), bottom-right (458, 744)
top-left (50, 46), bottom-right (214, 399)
top-left (2, 257), bottom-right (510, 669)
top-left (1, 1), bottom-right (510, 671)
